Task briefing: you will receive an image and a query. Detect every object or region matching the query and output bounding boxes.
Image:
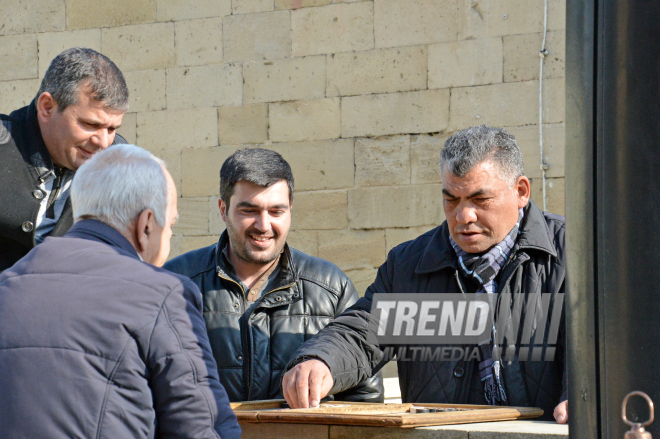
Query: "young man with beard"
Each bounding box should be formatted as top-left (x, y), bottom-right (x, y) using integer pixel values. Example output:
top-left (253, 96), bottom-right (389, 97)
top-left (164, 148), bottom-right (383, 402)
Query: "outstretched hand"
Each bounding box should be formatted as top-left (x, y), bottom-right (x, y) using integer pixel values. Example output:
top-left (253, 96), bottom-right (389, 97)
top-left (282, 359), bottom-right (334, 408)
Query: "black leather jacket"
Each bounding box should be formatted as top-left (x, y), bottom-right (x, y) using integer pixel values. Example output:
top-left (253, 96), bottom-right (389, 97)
top-left (287, 201), bottom-right (566, 421)
top-left (164, 232), bottom-right (384, 402)
top-left (0, 100), bottom-right (126, 271)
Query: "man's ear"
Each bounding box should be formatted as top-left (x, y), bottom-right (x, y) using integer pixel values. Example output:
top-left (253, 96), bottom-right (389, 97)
top-left (516, 175), bottom-right (531, 208)
top-left (135, 209), bottom-right (155, 254)
top-left (36, 92), bottom-right (58, 124)
top-left (219, 198), bottom-right (227, 222)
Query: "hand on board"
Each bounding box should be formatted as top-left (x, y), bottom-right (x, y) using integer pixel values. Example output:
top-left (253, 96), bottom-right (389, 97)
top-left (282, 359), bottom-right (334, 409)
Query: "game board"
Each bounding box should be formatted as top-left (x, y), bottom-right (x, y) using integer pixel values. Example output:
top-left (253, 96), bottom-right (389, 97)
top-left (230, 400), bottom-right (544, 428)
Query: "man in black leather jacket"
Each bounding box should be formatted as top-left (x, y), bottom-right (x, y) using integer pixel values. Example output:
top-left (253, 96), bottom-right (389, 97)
top-left (0, 47), bottom-right (128, 271)
top-left (283, 125), bottom-right (568, 423)
top-left (165, 148), bottom-right (383, 402)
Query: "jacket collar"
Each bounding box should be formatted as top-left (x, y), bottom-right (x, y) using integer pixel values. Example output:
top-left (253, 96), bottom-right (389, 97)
top-left (13, 99), bottom-right (58, 185)
top-left (215, 231), bottom-right (297, 292)
top-left (415, 200), bottom-right (556, 274)
top-left (64, 219), bottom-right (140, 260)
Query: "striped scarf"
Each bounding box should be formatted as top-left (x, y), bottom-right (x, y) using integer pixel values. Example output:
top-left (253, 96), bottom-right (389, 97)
top-left (449, 208), bottom-right (524, 405)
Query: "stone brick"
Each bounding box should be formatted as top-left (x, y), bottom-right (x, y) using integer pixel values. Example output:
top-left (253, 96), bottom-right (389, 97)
top-left (318, 230), bottom-right (385, 271)
top-left (181, 146), bottom-right (238, 197)
top-left (503, 31), bottom-right (565, 83)
top-left (386, 226), bottom-right (436, 253)
top-left (292, 2), bottom-right (374, 56)
top-left (326, 46), bottom-right (427, 97)
top-left (542, 77), bottom-right (564, 124)
top-left (269, 98), bottom-right (340, 142)
top-left (548, 0), bottom-right (566, 30)
top-left (66, 0), bottom-right (155, 29)
top-left (345, 268), bottom-right (378, 297)
top-left (275, 0), bottom-right (331, 9)
top-left (152, 148), bottom-right (182, 194)
top-left (341, 89), bottom-right (450, 138)
top-left (233, 0), bottom-right (274, 14)
top-left (291, 190), bottom-right (348, 230)
top-left (166, 63), bottom-right (242, 109)
top-left (449, 81), bottom-right (537, 131)
top-left (175, 17), bottom-right (223, 67)
top-left (123, 69), bottom-right (166, 113)
top-left (37, 30), bottom-right (101, 78)
top-left (457, 0), bottom-right (490, 41)
top-left (348, 184), bottom-right (444, 229)
top-left (244, 56), bottom-right (326, 104)
top-left (218, 104), bottom-right (268, 146)
top-left (428, 38), bottom-right (503, 89)
top-left (117, 112), bottom-right (137, 144)
top-left (410, 133), bottom-right (448, 184)
top-left (209, 197), bottom-right (224, 234)
top-left (286, 230), bottom-right (318, 256)
top-left (181, 235), bottom-right (221, 253)
top-left (355, 136), bottom-right (411, 187)
top-left (175, 197), bottom-right (210, 236)
top-left (102, 23), bottom-right (175, 71)
top-left (505, 123), bottom-right (564, 179)
top-left (224, 11), bottom-right (290, 62)
top-left (168, 235), bottom-right (182, 259)
top-left (530, 177), bottom-right (564, 216)
top-left (488, 0), bottom-right (544, 37)
top-left (0, 0), bottom-right (65, 36)
top-left (269, 139), bottom-right (354, 191)
top-left (156, 0), bottom-right (231, 21)
top-left (0, 79), bottom-right (40, 113)
top-left (0, 34), bottom-right (37, 81)
top-left (374, 0), bottom-right (457, 48)
top-left (137, 108), bottom-right (219, 151)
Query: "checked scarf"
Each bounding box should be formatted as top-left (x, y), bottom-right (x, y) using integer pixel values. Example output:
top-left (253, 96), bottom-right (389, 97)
top-left (449, 208), bottom-right (524, 405)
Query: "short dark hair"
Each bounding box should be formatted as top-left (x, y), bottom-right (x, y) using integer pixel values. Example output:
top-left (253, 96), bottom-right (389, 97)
top-left (220, 148), bottom-right (294, 207)
top-left (37, 47), bottom-right (129, 113)
top-left (440, 124), bottom-right (524, 186)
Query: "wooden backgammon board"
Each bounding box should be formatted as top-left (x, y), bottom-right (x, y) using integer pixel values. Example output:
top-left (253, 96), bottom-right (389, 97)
top-left (230, 400), bottom-right (544, 428)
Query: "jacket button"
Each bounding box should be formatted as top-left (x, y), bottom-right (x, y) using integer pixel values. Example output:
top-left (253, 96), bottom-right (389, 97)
top-left (22, 221), bottom-right (34, 233)
top-left (32, 190), bottom-right (45, 200)
top-left (453, 367), bottom-right (465, 378)
top-left (276, 296), bottom-right (282, 302)
top-left (234, 303), bottom-right (239, 308)
top-left (238, 356), bottom-right (243, 361)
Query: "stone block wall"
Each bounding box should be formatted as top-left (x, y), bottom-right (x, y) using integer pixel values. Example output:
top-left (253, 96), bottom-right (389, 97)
top-left (0, 0), bottom-right (566, 295)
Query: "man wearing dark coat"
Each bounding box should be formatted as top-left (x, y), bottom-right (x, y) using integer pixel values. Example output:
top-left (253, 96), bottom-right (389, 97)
top-left (282, 125), bottom-right (569, 424)
top-left (0, 47), bottom-right (128, 271)
top-left (0, 144), bottom-right (241, 438)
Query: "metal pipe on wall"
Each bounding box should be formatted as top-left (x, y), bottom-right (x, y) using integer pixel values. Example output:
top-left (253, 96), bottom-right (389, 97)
top-left (566, 0), bottom-right (660, 437)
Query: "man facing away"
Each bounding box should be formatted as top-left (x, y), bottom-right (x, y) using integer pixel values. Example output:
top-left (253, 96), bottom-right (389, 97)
top-left (165, 148), bottom-right (383, 402)
top-left (0, 144), bottom-right (241, 438)
top-left (0, 47), bottom-right (128, 271)
top-left (282, 125), bottom-right (569, 423)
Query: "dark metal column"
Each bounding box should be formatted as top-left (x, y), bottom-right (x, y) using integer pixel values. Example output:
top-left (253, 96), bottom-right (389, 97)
top-left (566, 0), bottom-right (660, 437)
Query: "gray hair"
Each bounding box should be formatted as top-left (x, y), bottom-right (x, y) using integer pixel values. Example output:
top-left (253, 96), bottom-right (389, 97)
top-left (71, 144), bottom-right (168, 233)
top-left (37, 47), bottom-right (129, 113)
top-left (440, 124), bottom-right (525, 185)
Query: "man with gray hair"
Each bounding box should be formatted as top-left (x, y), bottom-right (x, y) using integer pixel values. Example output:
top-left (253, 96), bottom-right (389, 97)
top-left (0, 144), bottom-right (241, 438)
top-left (282, 124), bottom-right (568, 423)
top-left (0, 47), bottom-right (129, 271)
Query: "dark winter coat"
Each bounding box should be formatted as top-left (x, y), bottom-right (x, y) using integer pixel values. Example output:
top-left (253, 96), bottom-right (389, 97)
top-left (0, 219), bottom-right (241, 438)
top-left (286, 201), bottom-right (567, 421)
top-left (164, 232), bottom-right (384, 402)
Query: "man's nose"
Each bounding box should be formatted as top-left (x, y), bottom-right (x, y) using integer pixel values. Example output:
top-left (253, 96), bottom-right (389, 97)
top-left (90, 129), bottom-right (111, 149)
top-left (254, 211), bottom-right (271, 231)
top-left (455, 203), bottom-right (477, 224)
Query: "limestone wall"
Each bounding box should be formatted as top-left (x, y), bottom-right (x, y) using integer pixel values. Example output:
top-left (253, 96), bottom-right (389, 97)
top-left (0, 0), bottom-right (565, 294)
